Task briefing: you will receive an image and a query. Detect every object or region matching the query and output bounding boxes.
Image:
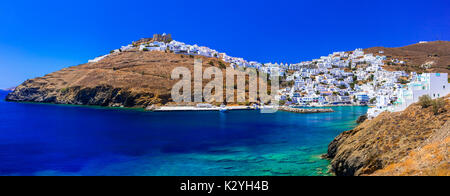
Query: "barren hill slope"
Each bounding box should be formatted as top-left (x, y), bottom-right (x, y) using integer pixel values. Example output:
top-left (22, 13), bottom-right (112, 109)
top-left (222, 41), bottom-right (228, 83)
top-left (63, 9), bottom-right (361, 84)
top-left (325, 95), bottom-right (449, 176)
top-left (6, 50), bottom-right (236, 107)
top-left (364, 41), bottom-right (450, 76)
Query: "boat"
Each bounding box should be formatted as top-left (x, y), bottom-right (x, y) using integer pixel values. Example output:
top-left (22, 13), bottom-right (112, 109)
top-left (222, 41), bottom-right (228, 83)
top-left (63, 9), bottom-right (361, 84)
top-left (260, 105), bottom-right (278, 113)
top-left (219, 104), bottom-right (228, 112)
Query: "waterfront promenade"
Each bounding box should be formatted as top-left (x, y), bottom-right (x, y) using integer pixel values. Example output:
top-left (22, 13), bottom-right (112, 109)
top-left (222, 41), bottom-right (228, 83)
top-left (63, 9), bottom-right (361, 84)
top-left (149, 105), bottom-right (335, 113)
top-left (151, 106), bottom-right (253, 112)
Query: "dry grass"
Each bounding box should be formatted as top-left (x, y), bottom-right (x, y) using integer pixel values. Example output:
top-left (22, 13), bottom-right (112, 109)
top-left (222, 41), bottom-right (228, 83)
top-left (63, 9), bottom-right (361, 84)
top-left (13, 50), bottom-right (271, 106)
top-left (330, 95), bottom-right (450, 176)
top-left (372, 123), bottom-right (450, 176)
top-left (364, 41), bottom-right (450, 77)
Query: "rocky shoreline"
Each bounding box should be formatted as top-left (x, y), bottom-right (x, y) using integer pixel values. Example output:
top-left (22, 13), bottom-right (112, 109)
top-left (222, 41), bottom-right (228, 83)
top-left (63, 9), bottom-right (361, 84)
top-left (323, 96), bottom-right (449, 176)
top-left (5, 84), bottom-right (171, 108)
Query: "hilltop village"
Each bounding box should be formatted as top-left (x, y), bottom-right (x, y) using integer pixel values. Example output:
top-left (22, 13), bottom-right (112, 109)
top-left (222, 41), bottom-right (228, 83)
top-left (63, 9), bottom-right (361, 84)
top-left (89, 34), bottom-right (450, 118)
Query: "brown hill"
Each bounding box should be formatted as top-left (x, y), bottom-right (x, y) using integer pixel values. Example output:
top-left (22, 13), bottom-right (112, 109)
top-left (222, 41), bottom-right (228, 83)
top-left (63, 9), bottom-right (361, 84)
top-left (324, 95), bottom-right (449, 176)
top-left (364, 41), bottom-right (450, 77)
top-left (372, 121), bottom-right (449, 176)
top-left (6, 49), bottom-right (256, 107)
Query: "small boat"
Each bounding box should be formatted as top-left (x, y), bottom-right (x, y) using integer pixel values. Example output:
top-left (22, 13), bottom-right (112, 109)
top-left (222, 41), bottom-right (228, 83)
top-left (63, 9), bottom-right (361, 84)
top-left (219, 105), bottom-right (228, 112)
top-left (260, 105), bottom-right (278, 113)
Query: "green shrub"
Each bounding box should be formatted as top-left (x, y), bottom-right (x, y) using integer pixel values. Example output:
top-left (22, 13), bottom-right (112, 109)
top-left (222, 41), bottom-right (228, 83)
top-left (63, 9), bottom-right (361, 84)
top-left (432, 98), bottom-right (445, 115)
top-left (60, 88), bottom-right (69, 93)
top-left (218, 61), bottom-right (227, 69)
top-left (142, 48), bottom-right (149, 51)
top-left (350, 82), bottom-right (355, 90)
top-left (419, 95), bottom-right (432, 108)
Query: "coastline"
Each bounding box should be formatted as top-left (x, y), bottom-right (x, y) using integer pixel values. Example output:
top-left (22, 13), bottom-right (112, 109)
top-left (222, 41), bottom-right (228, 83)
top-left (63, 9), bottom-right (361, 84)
top-left (279, 106), bottom-right (334, 113)
top-left (4, 98), bottom-right (366, 115)
top-left (0, 92), bottom-right (369, 176)
top-left (151, 105), bottom-right (254, 112)
top-left (292, 104), bottom-right (369, 108)
top-left (324, 96), bottom-right (449, 176)
top-left (3, 99), bottom-right (147, 112)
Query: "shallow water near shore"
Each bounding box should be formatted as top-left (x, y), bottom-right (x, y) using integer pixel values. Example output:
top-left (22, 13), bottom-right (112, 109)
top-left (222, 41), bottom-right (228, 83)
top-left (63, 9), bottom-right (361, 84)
top-left (0, 90), bottom-right (367, 176)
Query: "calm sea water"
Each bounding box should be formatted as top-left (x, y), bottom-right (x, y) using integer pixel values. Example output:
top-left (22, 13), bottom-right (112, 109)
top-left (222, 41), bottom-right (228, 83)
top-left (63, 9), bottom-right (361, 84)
top-left (0, 90), bottom-right (367, 176)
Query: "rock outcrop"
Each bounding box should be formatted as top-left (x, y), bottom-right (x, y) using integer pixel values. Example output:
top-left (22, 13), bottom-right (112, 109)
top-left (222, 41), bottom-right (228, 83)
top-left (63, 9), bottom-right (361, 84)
top-left (6, 84), bottom-right (166, 107)
top-left (325, 96), bottom-right (449, 176)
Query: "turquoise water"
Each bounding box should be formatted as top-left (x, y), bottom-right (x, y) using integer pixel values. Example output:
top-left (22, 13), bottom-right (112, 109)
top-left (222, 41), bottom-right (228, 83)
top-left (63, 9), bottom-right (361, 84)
top-left (0, 90), bottom-right (367, 176)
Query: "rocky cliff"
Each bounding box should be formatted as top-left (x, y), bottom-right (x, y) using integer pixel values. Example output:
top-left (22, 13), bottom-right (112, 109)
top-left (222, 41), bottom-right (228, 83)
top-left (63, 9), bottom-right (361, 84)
top-left (325, 96), bottom-right (449, 176)
top-left (6, 50), bottom-right (234, 108)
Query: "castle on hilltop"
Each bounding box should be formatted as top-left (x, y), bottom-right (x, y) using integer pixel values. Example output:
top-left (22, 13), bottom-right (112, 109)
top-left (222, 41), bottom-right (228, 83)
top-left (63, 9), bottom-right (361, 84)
top-left (134, 33), bottom-right (173, 45)
top-left (153, 33), bottom-right (172, 42)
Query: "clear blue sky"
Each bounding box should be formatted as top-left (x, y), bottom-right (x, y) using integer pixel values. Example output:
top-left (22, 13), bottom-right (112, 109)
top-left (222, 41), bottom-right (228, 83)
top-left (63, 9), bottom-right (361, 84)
top-left (0, 0), bottom-right (448, 89)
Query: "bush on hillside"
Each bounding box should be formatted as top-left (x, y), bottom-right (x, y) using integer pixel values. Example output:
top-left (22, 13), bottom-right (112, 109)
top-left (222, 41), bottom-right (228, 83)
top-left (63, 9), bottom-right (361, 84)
top-left (218, 61), bottom-right (227, 69)
top-left (419, 95), bottom-right (433, 108)
top-left (432, 98), bottom-right (446, 115)
top-left (60, 88), bottom-right (69, 93)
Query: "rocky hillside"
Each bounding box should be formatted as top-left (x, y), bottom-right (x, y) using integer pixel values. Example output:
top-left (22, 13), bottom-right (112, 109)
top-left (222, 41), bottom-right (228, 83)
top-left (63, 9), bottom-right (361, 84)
top-left (6, 49), bottom-right (242, 108)
top-left (364, 41), bottom-right (450, 77)
top-left (372, 121), bottom-right (449, 176)
top-left (324, 95), bottom-right (449, 176)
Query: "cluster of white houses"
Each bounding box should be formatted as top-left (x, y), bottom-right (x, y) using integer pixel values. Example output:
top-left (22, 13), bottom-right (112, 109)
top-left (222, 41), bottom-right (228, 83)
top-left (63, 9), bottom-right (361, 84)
top-left (367, 72), bottom-right (449, 118)
top-left (89, 36), bottom-right (449, 117)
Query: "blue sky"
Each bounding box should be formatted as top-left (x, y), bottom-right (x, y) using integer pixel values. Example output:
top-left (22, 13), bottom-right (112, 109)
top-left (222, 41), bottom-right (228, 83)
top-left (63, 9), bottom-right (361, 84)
top-left (0, 0), bottom-right (448, 89)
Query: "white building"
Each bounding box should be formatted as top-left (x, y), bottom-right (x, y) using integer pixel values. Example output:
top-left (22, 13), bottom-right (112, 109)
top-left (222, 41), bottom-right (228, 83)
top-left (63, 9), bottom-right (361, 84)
top-left (368, 73), bottom-right (450, 118)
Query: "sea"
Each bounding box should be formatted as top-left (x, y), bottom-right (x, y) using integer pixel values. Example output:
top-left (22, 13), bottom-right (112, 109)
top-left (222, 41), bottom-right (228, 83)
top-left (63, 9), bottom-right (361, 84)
top-left (0, 90), bottom-right (367, 176)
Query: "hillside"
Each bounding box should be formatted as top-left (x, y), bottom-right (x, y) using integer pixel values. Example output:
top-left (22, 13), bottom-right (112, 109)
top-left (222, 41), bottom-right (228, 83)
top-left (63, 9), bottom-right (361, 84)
top-left (6, 49), bottom-right (242, 107)
top-left (324, 95), bottom-right (449, 176)
top-left (364, 41), bottom-right (450, 77)
top-left (372, 121), bottom-right (449, 176)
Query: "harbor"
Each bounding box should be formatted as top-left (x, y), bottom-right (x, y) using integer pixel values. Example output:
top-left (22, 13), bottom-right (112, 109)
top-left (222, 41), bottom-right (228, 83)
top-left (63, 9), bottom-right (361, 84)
top-left (149, 104), bottom-right (254, 112)
top-left (279, 106), bottom-right (334, 113)
top-left (147, 104), bottom-right (335, 113)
